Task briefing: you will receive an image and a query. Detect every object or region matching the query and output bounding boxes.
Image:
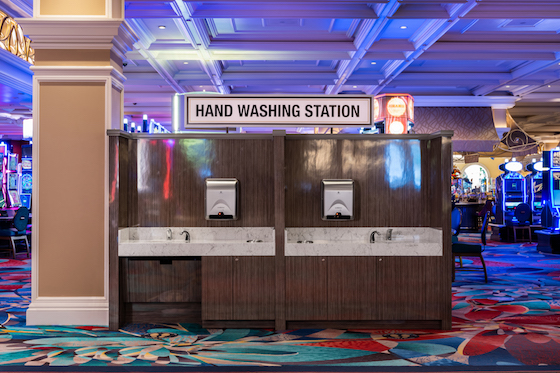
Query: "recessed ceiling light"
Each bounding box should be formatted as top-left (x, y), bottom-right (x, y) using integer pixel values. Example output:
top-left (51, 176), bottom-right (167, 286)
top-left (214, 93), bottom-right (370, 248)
top-left (400, 26), bottom-right (407, 29)
top-left (203, 89), bottom-right (206, 92)
top-left (353, 86), bottom-right (357, 88)
top-left (183, 62), bottom-right (189, 65)
top-left (505, 85), bottom-right (510, 88)
top-left (199, 86), bottom-right (203, 88)
top-left (158, 25), bottom-right (166, 29)
top-left (371, 62), bottom-right (377, 65)
top-left (548, 85), bottom-right (552, 87)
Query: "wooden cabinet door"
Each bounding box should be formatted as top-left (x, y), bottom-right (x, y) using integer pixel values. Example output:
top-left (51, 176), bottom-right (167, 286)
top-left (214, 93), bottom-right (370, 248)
top-left (232, 256), bottom-right (275, 320)
top-left (124, 258), bottom-right (201, 303)
top-left (202, 257), bottom-right (233, 320)
top-left (327, 256), bottom-right (377, 320)
top-left (376, 256), bottom-right (428, 320)
top-left (286, 257), bottom-right (328, 320)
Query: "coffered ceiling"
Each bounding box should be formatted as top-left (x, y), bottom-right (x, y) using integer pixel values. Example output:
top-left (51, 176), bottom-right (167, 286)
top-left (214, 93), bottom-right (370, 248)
top-left (1, 0), bottom-right (560, 145)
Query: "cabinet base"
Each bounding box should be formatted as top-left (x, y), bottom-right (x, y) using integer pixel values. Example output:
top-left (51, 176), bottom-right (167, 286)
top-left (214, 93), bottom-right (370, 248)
top-left (287, 320), bottom-right (443, 330)
top-left (202, 320), bottom-right (275, 329)
top-left (123, 302), bottom-right (201, 325)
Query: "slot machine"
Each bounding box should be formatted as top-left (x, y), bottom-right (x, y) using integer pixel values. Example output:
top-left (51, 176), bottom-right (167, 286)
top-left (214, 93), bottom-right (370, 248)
top-left (526, 158), bottom-right (544, 224)
top-left (542, 148), bottom-right (560, 230)
top-left (0, 144), bottom-right (5, 208)
top-left (495, 158), bottom-right (526, 225)
top-left (6, 153), bottom-right (21, 207)
top-left (19, 145), bottom-right (32, 209)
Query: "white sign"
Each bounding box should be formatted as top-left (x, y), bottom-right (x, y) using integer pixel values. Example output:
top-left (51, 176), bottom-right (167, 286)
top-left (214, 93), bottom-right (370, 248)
top-left (185, 96), bottom-right (371, 127)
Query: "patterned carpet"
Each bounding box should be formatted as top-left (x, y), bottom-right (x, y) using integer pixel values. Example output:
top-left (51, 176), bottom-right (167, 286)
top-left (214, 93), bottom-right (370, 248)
top-left (1, 238), bottom-right (560, 371)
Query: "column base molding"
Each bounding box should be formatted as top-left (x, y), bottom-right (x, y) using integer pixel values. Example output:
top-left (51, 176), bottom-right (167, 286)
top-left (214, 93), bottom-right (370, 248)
top-left (26, 297), bottom-right (108, 326)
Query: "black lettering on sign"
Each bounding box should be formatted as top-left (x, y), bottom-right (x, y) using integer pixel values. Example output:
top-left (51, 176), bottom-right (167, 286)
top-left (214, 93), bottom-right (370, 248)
top-left (250, 105), bottom-right (259, 117)
top-left (342, 105), bottom-right (350, 117)
top-left (351, 105), bottom-right (359, 117)
top-left (293, 105), bottom-right (300, 117)
top-left (238, 105), bottom-right (250, 117)
top-left (205, 105), bottom-right (214, 117)
top-left (225, 105), bottom-right (233, 117)
top-left (196, 105), bottom-right (205, 117)
top-left (260, 104), bottom-right (268, 117)
top-left (305, 105), bottom-right (313, 117)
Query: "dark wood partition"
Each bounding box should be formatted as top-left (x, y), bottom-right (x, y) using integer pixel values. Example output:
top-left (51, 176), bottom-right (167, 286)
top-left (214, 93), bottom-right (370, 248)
top-left (135, 137), bottom-right (274, 227)
top-left (108, 130), bottom-right (453, 330)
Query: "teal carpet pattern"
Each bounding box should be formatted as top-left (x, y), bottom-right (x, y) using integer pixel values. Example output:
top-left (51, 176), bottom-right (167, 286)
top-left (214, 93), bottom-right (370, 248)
top-left (1, 239), bottom-right (560, 370)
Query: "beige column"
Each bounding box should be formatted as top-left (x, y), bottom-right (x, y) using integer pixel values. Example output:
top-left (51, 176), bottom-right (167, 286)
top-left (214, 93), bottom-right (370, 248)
top-left (18, 1), bottom-right (136, 325)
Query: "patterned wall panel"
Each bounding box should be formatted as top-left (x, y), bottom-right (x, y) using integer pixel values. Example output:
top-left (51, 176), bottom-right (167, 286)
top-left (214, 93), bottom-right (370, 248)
top-left (414, 107), bottom-right (499, 152)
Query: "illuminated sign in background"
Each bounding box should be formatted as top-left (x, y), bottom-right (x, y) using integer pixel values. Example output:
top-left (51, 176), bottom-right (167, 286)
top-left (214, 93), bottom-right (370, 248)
top-left (374, 94), bottom-right (414, 134)
top-left (0, 10), bottom-right (34, 64)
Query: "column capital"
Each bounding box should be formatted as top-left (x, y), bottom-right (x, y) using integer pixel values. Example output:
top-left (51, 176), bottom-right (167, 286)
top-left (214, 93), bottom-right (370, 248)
top-left (17, 19), bottom-right (137, 58)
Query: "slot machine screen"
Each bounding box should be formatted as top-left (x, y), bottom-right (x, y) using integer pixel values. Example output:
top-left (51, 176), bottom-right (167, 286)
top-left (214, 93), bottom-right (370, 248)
top-left (505, 201), bottom-right (521, 209)
top-left (553, 150), bottom-right (560, 168)
top-left (505, 179), bottom-right (522, 192)
top-left (7, 173), bottom-right (17, 190)
top-left (553, 171), bottom-right (560, 206)
top-left (7, 154), bottom-right (17, 171)
top-left (534, 201), bottom-right (543, 209)
top-left (21, 159), bottom-right (31, 170)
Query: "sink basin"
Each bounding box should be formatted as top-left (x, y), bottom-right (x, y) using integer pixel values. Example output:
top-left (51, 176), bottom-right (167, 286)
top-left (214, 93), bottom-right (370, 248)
top-left (285, 227), bottom-right (442, 256)
top-left (119, 227), bottom-right (275, 256)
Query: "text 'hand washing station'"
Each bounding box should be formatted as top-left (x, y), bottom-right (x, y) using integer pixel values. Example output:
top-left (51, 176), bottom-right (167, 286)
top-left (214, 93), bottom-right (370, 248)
top-left (118, 227), bottom-right (275, 256)
top-left (286, 227), bottom-right (442, 256)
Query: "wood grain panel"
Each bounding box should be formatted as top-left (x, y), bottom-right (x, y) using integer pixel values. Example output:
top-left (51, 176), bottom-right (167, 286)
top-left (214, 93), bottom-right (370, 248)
top-left (440, 136), bottom-right (453, 330)
top-left (128, 139), bottom-right (138, 227)
top-left (136, 138), bottom-right (274, 227)
top-left (273, 132), bottom-right (286, 330)
top-left (327, 257), bottom-right (377, 320)
top-left (202, 257), bottom-right (233, 320)
top-left (377, 256), bottom-right (427, 320)
top-left (124, 302), bottom-right (201, 324)
top-left (108, 136), bottom-right (120, 330)
top-left (286, 256), bottom-right (328, 320)
top-left (285, 139), bottom-right (426, 227)
top-left (124, 258), bottom-right (201, 303)
top-left (233, 256), bottom-right (275, 320)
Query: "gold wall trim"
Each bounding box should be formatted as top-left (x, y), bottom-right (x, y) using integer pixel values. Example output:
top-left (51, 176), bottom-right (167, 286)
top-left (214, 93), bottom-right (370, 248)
top-left (0, 10), bottom-right (34, 64)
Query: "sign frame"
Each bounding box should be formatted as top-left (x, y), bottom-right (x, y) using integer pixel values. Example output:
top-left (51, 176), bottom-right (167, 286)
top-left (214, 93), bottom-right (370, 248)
top-left (183, 95), bottom-right (373, 128)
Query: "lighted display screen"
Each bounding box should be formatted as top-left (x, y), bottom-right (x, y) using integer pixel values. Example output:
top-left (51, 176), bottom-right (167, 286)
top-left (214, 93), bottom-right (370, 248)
top-left (505, 179), bottom-right (522, 192)
top-left (505, 201), bottom-right (521, 208)
top-left (7, 173), bottom-right (17, 190)
top-left (553, 151), bottom-right (560, 168)
top-left (534, 201), bottom-right (543, 209)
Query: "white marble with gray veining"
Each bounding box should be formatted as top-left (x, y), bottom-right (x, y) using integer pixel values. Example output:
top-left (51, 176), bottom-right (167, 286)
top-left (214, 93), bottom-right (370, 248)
top-left (285, 227), bottom-right (442, 256)
top-left (119, 227), bottom-right (275, 256)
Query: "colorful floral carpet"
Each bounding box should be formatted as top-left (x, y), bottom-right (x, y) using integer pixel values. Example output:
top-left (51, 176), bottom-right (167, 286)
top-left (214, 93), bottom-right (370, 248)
top-left (1, 238), bottom-right (560, 371)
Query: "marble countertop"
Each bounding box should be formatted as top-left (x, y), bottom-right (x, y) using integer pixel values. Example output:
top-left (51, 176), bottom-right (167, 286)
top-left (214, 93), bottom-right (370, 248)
top-left (285, 227), bottom-right (442, 256)
top-left (119, 227), bottom-right (275, 256)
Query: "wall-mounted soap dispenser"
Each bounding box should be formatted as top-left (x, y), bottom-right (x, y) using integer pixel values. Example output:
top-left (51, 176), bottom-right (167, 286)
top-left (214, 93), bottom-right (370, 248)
top-left (205, 178), bottom-right (239, 220)
top-left (321, 179), bottom-right (354, 220)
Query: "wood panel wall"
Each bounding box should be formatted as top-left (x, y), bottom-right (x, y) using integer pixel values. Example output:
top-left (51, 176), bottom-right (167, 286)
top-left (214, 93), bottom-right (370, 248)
top-left (135, 138), bottom-right (274, 227)
top-left (285, 138), bottom-right (431, 227)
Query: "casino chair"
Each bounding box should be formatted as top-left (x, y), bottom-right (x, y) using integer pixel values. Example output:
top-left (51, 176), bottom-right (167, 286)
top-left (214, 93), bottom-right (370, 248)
top-left (511, 203), bottom-right (532, 243)
top-left (451, 207), bottom-right (462, 244)
top-left (452, 211), bottom-right (489, 283)
top-left (0, 207), bottom-right (30, 258)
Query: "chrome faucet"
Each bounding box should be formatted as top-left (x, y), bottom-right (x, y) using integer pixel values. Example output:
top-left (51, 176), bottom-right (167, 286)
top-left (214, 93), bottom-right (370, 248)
top-left (181, 230), bottom-right (190, 242)
top-left (166, 228), bottom-right (172, 240)
top-left (386, 229), bottom-right (393, 241)
top-left (370, 231), bottom-right (380, 243)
